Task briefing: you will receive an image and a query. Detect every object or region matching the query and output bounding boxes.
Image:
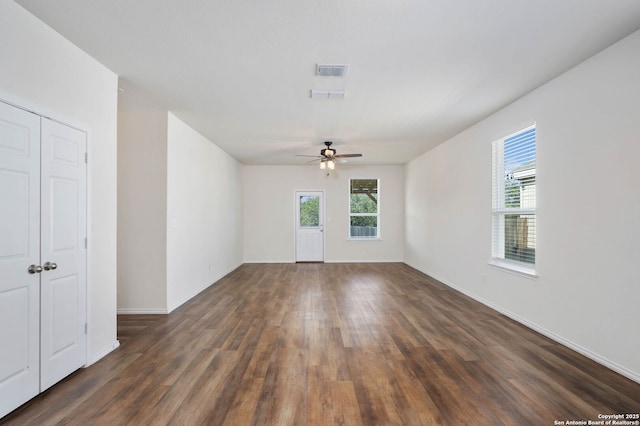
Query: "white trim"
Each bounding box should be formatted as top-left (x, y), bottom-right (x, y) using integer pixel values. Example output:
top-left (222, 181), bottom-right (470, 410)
top-left (1, 96), bottom-right (94, 368)
top-left (495, 123), bottom-right (537, 145)
top-left (326, 259), bottom-right (404, 263)
top-left (491, 124), bottom-right (537, 267)
top-left (243, 259), bottom-right (405, 264)
top-left (0, 93), bottom-right (91, 133)
top-left (488, 259), bottom-right (537, 279)
top-left (405, 262), bottom-right (640, 385)
top-left (492, 207), bottom-right (536, 215)
top-left (88, 340), bottom-right (120, 366)
top-left (168, 280), bottom-right (209, 312)
top-left (348, 178), bottom-right (380, 239)
top-left (117, 308), bottom-right (169, 315)
top-left (1, 97), bottom-right (94, 374)
top-left (84, 127), bottom-right (92, 367)
top-left (167, 262), bottom-right (243, 313)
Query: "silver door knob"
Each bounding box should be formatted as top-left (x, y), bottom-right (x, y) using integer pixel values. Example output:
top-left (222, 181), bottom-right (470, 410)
top-left (43, 262), bottom-right (58, 271)
top-left (28, 264), bottom-right (43, 274)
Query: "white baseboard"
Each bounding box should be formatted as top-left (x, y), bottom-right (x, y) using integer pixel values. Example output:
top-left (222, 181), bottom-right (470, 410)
top-left (405, 262), bottom-right (640, 385)
top-left (243, 259), bottom-right (405, 264)
top-left (325, 259), bottom-right (405, 263)
top-left (167, 281), bottom-right (213, 313)
top-left (89, 340), bottom-right (120, 366)
top-left (167, 263), bottom-right (243, 313)
top-left (117, 308), bottom-right (168, 314)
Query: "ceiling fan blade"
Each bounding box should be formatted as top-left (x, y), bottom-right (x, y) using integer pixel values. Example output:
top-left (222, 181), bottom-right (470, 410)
top-left (307, 158), bottom-right (321, 163)
top-left (296, 154), bottom-right (322, 158)
top-left (334, 153), bottom-right (362, 158)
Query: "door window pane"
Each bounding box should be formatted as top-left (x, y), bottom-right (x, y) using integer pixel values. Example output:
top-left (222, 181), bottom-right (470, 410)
top-left (299, 196), bottom-right (319, 227)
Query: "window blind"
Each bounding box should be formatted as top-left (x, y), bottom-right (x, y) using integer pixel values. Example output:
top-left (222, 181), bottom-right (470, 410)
top-left (492, 126), bottom-right (536, 266)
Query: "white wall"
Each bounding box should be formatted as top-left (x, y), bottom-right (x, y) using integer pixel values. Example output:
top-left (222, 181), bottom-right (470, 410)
top-left (117, 106), bottom-right (168, 313)
top-left (243, 165), bottom-right (404, 263)
top-left (166, 113), bottom-right (243, 312)
top-left (117, 109), bottom-right (242, 314)
top-left (405, 30), bottom-right (640, 381)
top-left (0, 2), bottom-right (119, 362)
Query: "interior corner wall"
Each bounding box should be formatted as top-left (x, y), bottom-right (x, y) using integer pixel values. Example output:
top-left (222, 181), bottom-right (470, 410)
top-left (405, 30), bottom-right (640, 382)
top-left (166, 113), bottom-right (243, 312)
top-left (242, 165), bottom-right (405, 263)
top-left (117, 108), bottom-right (168, 313)
top-left (0, 2), bottom-right (119, 363)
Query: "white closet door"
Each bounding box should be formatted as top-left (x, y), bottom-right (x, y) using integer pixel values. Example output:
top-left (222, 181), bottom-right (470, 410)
top-left (0, 103), bottom-right (41, 418)
top-left (40, 118), bottom-right (87, 391)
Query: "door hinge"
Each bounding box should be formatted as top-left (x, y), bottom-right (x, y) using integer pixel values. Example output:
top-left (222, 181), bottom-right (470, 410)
top-left (84, 323), bottom-right (88, 334)
top-left (85, 152), bottom-right (88, 164)
top-left (84, 237), bottom-right (87, 249)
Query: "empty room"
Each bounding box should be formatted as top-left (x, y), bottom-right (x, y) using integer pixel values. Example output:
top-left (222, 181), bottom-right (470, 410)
top-left (1, 0), bottom-right (640, 424)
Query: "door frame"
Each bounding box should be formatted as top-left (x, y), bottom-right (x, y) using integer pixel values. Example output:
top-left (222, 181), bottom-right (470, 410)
top-left (293, 190), bottom-right (325, 262)
top-left (0, 98), bottom-right (90, 365)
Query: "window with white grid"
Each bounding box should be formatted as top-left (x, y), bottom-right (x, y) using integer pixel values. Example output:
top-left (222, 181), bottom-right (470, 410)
top-left (349, 179), bottom-right (379, 239)
top-left (492, 125), bottom-right (536, 270)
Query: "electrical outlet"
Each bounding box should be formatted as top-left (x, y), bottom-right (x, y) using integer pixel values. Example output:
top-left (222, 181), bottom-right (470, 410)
top-left (482, 274), bottom-right (486, 284)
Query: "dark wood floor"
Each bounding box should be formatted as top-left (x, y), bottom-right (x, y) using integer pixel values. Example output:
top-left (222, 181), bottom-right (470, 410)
top-left (3, 263), bottom-right (639, 425)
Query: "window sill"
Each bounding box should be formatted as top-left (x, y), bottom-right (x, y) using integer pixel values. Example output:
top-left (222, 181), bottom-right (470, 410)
top-left (488, 259), bottom-right (537, 279)
top-left (348, 237), bottom-right (382, 241)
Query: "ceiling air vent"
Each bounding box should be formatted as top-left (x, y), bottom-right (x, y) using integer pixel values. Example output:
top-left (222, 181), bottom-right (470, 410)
top-left (310, 89), bottom-right (346, 100)
top-left (316, 64), bottom-right (348, 77)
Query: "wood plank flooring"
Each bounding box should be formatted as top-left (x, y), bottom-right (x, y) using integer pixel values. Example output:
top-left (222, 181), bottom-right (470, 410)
top-left (2, 263), bottom-right (639, 425)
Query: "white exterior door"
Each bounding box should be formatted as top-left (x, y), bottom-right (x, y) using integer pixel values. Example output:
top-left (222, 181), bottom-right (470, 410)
top-left (0, 103), bottom-right (41, 418)
top-left (39, 118), bottom-right (87, 391)
top-left (295, 191), bottom-right (324, 262)
top-left (0, 103), bottom-right (87, 417)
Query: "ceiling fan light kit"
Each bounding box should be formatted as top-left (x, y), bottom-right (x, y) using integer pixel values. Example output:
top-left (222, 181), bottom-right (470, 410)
top-left (295, 141), bottom-right (363, 170)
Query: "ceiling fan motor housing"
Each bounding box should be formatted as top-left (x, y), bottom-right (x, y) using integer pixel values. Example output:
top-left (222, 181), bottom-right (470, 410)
top-left (322, 141), bottom-right (335, 157)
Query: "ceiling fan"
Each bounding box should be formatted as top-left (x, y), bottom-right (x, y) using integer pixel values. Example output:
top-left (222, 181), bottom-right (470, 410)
top-left (297, 141), bottom-right (363, 170)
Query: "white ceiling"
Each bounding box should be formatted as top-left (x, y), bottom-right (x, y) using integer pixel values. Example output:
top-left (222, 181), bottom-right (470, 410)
top-left (16, 0), bottom-right (640, 165)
